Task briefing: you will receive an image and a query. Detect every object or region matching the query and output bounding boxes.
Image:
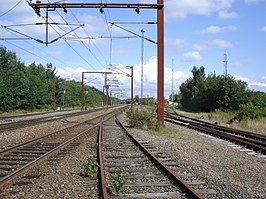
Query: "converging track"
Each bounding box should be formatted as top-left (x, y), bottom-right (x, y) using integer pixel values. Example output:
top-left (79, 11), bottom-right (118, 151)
top-left (0, 107), bottom-right (108, 133)
top-left (164, 111), bottom-right (266, 155)
top-left (97, 115), bottom-right (209, 198)
top-left (0, 106), bottom-right (127, 190)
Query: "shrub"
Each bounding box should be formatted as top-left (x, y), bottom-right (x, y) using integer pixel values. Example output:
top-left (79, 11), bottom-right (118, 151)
top-left (236, 102), bottom-right (262, 121)
top-left (126, 108), bottom-right (155, 129)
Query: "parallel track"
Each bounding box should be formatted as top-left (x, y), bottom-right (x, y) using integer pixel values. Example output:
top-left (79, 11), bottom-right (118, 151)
top-left (165, 112), bottom-right (266, 155)
top-left (0, 107), bottom-right (107, 133)
top-left (97, 115), bottom-right (206, 199)
top-left (0, 106), bottom-right (127, 189)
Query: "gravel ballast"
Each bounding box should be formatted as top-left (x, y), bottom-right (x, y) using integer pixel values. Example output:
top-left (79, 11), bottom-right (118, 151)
top-left (0, 110), bottom-right (265, 198)
top-left (119, 114), bottom-right (266, 199)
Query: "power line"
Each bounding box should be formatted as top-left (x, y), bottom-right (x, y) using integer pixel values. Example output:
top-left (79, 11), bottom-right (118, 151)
top-left (69, 9), bottom-right (108, 68)
top-left (44, 1), bottom-right (106, 69)
top-left (3, 40), bottom-right (51, 63)
top-left (0, 0), bottom-right (23, 18)
top-left (48, 0), bottom-right (104, 70)
top-left (43, 12), bottom-right (97, 70)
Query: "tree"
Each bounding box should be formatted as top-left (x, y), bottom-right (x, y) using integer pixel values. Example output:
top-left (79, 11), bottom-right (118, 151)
top-left (179, 66), bottom-right (249, 112)
top-left (0, 46), bottom-right (28, 111)
top-left (0, 46), bottom-right (118, 112)
top-left (179, 66), bottom-right (206, 110)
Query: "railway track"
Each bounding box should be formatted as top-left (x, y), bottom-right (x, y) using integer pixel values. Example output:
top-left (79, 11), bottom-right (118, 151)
top-left (0, 106), bottom-right (127, 190)
top-left (95, 115), bottom-right (217, 198)
top-left (164, 112), bottom-right (266, 155)
top-left (0, 107), bottom-right (107, 133)
top-left (3, 106), bottom-right (243, 198)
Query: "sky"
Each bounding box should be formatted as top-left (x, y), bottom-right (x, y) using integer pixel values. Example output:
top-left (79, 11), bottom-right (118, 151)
top-left (0, 0), bottom-right (266, 99)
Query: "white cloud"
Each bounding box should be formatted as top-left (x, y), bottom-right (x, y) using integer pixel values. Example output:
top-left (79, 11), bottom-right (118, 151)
top-left (183, 51), bottom-right (202, 62)
top-left (263, 76), bottom-right (266, 80)
top-left (212, 39), bottom-right (233, 48)
top-left (165, 0), bottom-right (236, 20)
top-left (76, 14), bottom-right (106, 35)
top-left (165, 39), bottom-right (186, 51)
top-left (218, 10), bottom-right (238, 19)
top-left (192, 43), bottom-right (208, 51)
top-left (249, 82), bottom-right (266, 87)
top-left (259, 26), bottom-right (266, 32)
top-left (57, 66), bottom-right (87, 80)
top-left (232, 75), bottom-right (249, 82)
top-left (57, 56), bottom-right (190, 98)
top-left (200, 25), bottom-right (237, 34)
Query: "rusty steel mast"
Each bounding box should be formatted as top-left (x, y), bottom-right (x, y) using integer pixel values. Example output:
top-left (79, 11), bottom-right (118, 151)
top-left (27, 0), bottom-right (165, 125)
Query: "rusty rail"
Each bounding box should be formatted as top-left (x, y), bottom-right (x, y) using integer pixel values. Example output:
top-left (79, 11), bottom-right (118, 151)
top-left (115, 115), bottom-right (204, 199)
top-left (165, 113), bottom-right (266, 155)
top-left (0, 106), bottom-right (128, 188)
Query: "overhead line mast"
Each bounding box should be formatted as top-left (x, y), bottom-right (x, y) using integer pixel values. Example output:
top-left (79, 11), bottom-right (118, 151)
top-left (27, 0), bottom-right (165, 126)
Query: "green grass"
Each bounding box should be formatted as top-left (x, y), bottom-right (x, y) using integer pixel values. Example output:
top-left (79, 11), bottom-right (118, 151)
top-left (112, 168), bottom-right (126, 193)
top-left (175, 109), bottom-right (266, 135)
top-left (82, 160), bottom-right (99, 177)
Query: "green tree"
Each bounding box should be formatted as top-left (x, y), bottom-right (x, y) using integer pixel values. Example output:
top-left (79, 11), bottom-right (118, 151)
top-left (179, 66), bottom-right (249, 112)
top-left (179, 66), bottom-right (206, 110)
top-left (0, 46), bottom-right (28, 111)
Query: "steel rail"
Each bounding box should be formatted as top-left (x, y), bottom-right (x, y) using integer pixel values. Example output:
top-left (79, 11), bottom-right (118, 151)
top-left (0, 112), bottom-right (106, 155)
top-left (115, 115), bottom-right (204, 199)
top-left (98, 123), bottom-right (108, 199)
top-left (171, 112), bottom-right (266, 142)
top-left (0, 106), bottom-right (128, 188)
top-left (98, 106), bottom-right (129, 198)
top-left (0, 107), bottom-right (105, 133)
top-left (164, 114), bottom-right (266, 147)
top-left (0, 123), bottom-right (99, 188)
top-left (164, 117), bottom-right (266, 155)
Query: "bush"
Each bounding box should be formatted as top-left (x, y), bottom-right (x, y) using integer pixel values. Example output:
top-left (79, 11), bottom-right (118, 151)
top-left (126, 108), bottom-right (155, 129)
top-left (236, 102), bottom-right (262, 121)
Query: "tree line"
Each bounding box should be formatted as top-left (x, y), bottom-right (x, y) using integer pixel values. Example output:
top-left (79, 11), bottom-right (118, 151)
top-left (0, 46), bottom-right (104, 112)
top-left (174, 66), bottom-right (266, 119)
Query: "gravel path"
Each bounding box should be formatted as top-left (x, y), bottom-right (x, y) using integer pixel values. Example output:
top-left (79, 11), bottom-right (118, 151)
top-left (118, 114), bottom-right (266, 199)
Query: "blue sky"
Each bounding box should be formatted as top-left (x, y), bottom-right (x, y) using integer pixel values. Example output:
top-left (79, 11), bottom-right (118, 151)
top-left (0, 0), bottom-right (266, 99)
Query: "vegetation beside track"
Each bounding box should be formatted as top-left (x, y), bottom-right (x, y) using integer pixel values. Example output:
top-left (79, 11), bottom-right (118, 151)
top-left (168, 66), bottom-right (266, 132)
top-left (0, 46), bottom-right (107, 114)
top-left (126, 106), bottom-right (184, 138)
top-left (174, 109), bottom-right (266, 135)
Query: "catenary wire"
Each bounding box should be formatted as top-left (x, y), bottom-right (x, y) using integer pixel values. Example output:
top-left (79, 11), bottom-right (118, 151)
top-left (46, 0), bottom-right (106, 70)
top-left (0, 0), bottom-right (23, 18)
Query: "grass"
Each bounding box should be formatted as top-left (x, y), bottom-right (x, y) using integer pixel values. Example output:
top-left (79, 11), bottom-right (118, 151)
top-left (82, 160), bottom-right (99, 177)
top-left (112, 168), bottom-right (126, 193)
top-left (231, 117), bottom-right (266, 134)
top-left (118, 134), bottom-right (126, 146)
top-left (174, 109), bottom-right (266, 135)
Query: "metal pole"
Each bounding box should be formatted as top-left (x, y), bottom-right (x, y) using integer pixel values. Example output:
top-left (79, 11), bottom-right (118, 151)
top-left (131, 66), bottom-right (133, 109)
top-left (104, 74), bottom-right (108, 108)
top-left (81, 72), bottom-right (84, 110)
top-left (102, 86), bottom-right (105, 107)
top-left (171, 59), bottom-right (174, 103)
top-left (141, 29), bottom-right (145, 104)
top-left (53, 79), bottom-right (56, 111)
top-left (45, 8), bottom-right (48, 46)
top-left (157, 0), bottom-right (164, 126)
top-left (62, 90), bottom-right (65, 110)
